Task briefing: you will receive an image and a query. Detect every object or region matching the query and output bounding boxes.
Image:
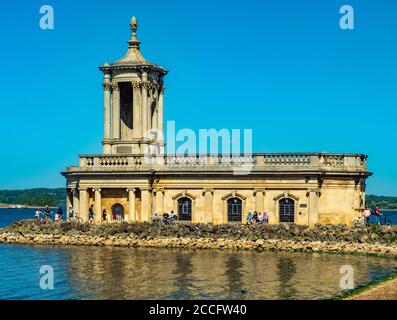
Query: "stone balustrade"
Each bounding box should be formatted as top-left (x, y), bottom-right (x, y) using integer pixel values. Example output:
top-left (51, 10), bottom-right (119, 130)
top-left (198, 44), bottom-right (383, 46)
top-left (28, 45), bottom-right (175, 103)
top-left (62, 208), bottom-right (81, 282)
top-left (69, 153), bottom-right (367, 172)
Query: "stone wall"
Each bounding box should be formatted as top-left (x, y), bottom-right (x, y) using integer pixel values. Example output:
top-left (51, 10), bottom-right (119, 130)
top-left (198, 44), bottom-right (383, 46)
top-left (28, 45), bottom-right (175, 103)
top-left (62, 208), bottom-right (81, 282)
top-left (1, 220), bottom-right (396, 257)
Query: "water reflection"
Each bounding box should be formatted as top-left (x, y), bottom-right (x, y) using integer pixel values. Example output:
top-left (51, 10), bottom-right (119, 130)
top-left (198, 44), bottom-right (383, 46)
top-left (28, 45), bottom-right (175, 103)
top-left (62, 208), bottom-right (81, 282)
top-left (277, 258), bottom-right (297, 299)
top-left (225, 255), bottom-right (244, 299)
top-left (173, 252), bottom-right (194, 298)
top-left (1, 244), bottom-right (397, 300)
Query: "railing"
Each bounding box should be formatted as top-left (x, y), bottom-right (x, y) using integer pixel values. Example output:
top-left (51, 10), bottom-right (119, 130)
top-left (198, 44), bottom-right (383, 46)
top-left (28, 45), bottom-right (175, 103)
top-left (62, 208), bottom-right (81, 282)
top-left (70, 153), bottom-right (367, 172)
top-left (262, 154), bottom-right (311, 166)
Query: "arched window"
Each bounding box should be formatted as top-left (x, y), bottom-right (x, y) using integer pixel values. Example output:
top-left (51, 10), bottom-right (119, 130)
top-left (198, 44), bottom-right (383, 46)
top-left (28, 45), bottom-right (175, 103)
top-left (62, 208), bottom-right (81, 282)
top-left (227, 198), bottom-right (242, 222)
top-left (178, 197), bottom-right (192, 221)
top-left (119, 82), bottom-right (133, 130)
top-left (279, 198), bottom-right (294, 223)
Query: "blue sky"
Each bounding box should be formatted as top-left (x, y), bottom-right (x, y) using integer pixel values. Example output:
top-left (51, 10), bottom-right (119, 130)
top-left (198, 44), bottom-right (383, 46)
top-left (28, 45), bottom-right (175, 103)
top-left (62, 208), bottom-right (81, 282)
top-left (0, 0), bottom-right (396, 196)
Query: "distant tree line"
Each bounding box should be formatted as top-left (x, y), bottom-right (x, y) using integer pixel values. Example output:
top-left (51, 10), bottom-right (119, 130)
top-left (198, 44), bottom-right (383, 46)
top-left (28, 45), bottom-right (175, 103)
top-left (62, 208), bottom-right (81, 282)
top-left (366, 194), bottom-right (397, 210)
top-left (0, 188), bottom-right (65, 207)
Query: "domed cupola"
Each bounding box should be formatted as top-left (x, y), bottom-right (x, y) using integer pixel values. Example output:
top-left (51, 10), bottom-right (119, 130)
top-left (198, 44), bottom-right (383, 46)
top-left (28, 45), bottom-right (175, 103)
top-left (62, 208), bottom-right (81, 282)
top-left (99, 17), bottom-right (167, 155)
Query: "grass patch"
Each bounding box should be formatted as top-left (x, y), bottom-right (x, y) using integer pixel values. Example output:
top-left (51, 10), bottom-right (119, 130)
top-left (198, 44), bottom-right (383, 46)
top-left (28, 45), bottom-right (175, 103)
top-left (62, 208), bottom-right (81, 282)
top-left (335, 270), bottom-right (397, 300)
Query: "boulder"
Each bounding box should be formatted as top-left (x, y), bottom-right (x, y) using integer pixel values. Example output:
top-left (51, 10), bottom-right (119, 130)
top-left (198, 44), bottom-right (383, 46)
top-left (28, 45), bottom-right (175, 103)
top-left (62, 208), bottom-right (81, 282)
top-left (358, 234), bottom-right (369, 243)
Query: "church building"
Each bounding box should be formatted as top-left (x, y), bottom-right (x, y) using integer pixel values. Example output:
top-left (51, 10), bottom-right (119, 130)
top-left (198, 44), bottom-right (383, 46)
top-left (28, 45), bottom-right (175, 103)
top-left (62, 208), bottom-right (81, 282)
top-left (62, 17), bottom-right (371, 226)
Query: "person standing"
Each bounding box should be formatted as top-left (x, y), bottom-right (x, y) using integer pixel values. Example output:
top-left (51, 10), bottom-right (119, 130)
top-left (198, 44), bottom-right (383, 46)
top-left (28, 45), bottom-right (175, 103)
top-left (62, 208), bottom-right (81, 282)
top-left (35, 208), bottom-right (41, 221)
top-left (44, 206), bottom-right (51, 220)
top-left (89, 204), bottom-right (95, 224)
top-left (68, 207), bottom-right (75, 222)
top-left (373, 203), bottom-right (382, 225)
top-left (102, 209), bottom-right (107, 223)
top-left (56, 207), bottom-right (63, 221)
top-left (363, 207), bottom-right (371, 225)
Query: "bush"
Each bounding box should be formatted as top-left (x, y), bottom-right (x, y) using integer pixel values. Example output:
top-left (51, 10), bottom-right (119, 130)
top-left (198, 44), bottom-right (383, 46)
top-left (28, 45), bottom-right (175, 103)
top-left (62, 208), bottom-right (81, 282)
top-left (370, 224), bottom-right (381, 236)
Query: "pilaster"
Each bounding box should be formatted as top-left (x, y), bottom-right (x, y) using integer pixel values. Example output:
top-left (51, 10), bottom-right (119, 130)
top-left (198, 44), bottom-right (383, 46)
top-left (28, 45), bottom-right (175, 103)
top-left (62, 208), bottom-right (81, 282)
top-left (307, 188), bottom-right (320, 227)
top-left (141, 187), bottom-right (152, 222)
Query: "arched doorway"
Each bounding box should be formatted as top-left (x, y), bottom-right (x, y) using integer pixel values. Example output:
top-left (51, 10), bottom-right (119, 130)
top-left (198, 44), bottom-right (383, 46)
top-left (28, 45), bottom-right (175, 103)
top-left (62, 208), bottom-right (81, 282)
top-left (111, 203), bottom-right (125, 222)
top-left (178, 197), bottom-right (192, 221)
top-left (227, 198), bottom-right (242, 222)
top-left (279, 198), bottom-right (295, 223)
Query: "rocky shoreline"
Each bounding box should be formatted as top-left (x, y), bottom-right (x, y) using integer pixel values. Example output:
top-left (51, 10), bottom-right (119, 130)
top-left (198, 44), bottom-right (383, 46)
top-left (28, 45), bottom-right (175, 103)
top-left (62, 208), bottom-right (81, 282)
top-left (0, 220), bottom-right (397, 257)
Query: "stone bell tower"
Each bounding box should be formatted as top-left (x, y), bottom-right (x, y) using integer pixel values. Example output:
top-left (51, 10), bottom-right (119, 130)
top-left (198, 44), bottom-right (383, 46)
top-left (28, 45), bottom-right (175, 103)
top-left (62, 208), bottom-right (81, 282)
top-left (100, 16), bottom-right (168, 154)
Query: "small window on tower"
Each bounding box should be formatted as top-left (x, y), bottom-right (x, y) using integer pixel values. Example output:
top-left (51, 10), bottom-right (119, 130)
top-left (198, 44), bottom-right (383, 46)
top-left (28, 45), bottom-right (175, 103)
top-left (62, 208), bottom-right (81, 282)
top-left (119, 82), bottom-right (133, 129)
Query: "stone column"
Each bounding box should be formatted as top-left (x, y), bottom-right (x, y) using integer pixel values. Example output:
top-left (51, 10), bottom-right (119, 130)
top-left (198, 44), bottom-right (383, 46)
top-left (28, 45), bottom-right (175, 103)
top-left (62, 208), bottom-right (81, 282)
top-left (112, 82), bottom-right (120, 140)
top-left (79, 188), bottom-right (88, 223)
top-left (141, 188), bottom-right (152, 222)
top-left (103, 75), bottom-right (112, 153)
top-left (94, 188), bottom-right (102, 224)
top-left (132, 82), bottom-right (141, 138)
top-left (127, 188), bottom-right (136, 222)
top-left (141, 74), bottom-right (148, 138)
top-left (72, 189), bottom-right (80, 216)
top-left (152, 189), bottom-right (156, 214)
top-left (307, 189), bottom-right (320, 227)
top-left (254, 189), bottom-right (265, 213)
top-left (273, 198), bottom-right (279, 224)
top-left (362, 187), bottom-right (366, 210)
top-left (66, 189), bottom-right (73, 212)
top-left (147, 91), bottom-right (152, 132)
top-left (158, 86), bottom-right (164, 142)
top-left (203, 189), bottom-right (214, 224)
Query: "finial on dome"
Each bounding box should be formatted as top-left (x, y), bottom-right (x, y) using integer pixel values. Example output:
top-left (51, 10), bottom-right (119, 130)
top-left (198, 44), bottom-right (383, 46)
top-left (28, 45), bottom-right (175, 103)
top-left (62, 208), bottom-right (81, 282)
top-left (128, 16), bottom-right (140, 49)
top-left (130, 16), bottom-right (138, 32)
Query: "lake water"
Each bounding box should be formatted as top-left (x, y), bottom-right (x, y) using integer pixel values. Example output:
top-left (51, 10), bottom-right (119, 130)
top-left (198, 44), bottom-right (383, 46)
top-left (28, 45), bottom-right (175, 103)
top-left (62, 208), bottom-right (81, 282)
top-left (0, 208), bottom-right (397, 300)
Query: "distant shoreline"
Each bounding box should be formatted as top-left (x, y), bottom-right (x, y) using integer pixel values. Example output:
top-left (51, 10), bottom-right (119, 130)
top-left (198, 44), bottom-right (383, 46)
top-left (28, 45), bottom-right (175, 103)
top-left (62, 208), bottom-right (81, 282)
top-left (0, 204), bottom-right (58, 209)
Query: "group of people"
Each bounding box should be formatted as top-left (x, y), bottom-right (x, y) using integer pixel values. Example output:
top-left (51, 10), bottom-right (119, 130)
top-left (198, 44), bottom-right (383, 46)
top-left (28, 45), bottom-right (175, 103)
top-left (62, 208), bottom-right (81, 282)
top-left (33, 202), bottom-right (387, 227)
top-left (35, 206), bottom-right (63, 221)
top-left (101, 207), bottom-right (124, 223)
top-left (362, 203), bottom-right (383, 225)
top-left (66, 205), bottom-right (124, 224)
top-left (246, 211), bottom-right (269, 224)
top-left (152, 211), bottom-right (178, 224)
